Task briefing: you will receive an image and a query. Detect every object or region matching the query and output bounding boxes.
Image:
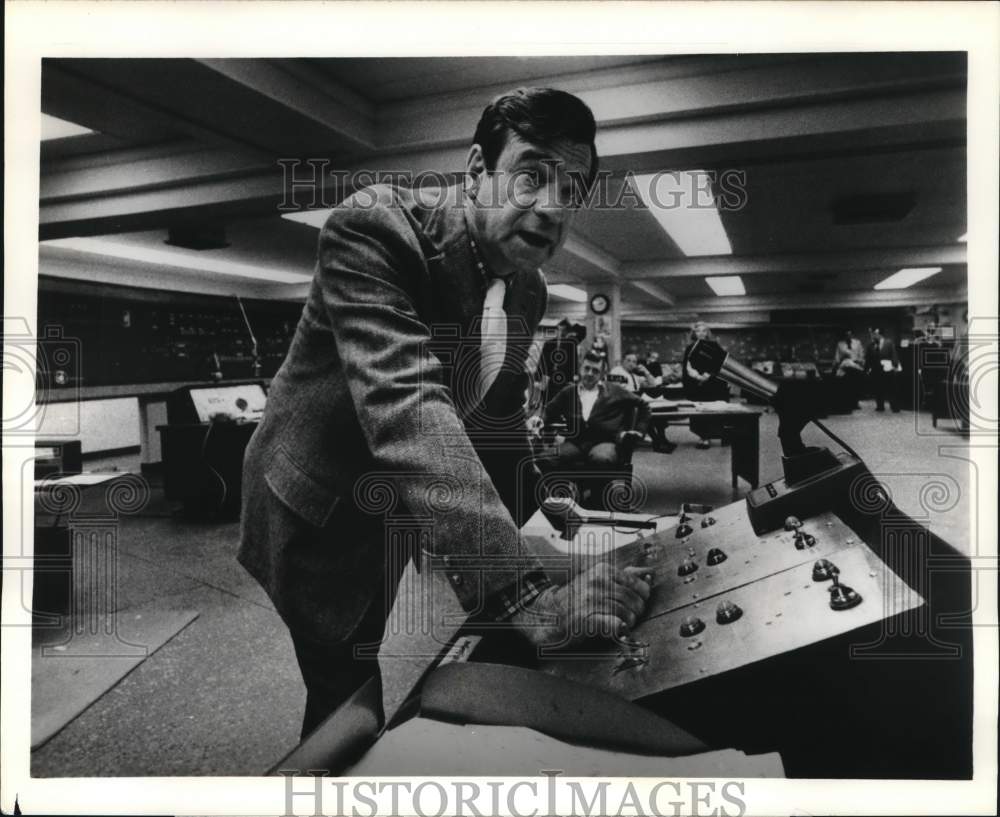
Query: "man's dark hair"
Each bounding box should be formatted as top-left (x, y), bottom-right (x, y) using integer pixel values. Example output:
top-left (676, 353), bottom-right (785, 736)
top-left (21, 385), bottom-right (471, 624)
top-left (581, 350), bottom-right (606, 368)
top-left (473, 87), bottom-right (599, 185)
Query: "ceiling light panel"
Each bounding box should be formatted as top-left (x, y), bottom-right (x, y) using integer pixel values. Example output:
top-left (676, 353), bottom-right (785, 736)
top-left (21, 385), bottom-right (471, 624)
top-left (43, 237), bottom-right (313, 284)
top-left (631, 171), bottom-right (733, 257)
top-left (705, 276), bottom-right (746, 296)
top-left (873, 267), bottom-right (942, 290)
top-left (41, 113), bottom-right (95, 140)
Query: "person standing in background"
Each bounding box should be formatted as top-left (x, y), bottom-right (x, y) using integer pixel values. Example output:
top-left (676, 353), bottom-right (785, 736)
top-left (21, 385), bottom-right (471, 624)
top-left (834, 328), bottom-right (866, 410)
top-left (682, 321), bottom-right (730, 449)
top-left (865, 327), bottom-right (902, 412)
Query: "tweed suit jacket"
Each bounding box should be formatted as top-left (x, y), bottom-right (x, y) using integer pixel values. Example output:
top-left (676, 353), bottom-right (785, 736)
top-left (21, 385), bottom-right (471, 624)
top-left (239, 184), bottom-right (548, 645)
top-left (543, 382), bottom-right (650, 446)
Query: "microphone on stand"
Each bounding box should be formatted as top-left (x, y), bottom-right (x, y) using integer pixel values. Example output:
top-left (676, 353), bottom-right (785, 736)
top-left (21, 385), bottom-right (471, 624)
top-left (236, 296), bottom-right (262, 378)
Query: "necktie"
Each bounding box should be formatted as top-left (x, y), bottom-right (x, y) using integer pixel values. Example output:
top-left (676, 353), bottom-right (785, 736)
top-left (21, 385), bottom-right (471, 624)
top-left (479, 277), bottom-right (507, 401)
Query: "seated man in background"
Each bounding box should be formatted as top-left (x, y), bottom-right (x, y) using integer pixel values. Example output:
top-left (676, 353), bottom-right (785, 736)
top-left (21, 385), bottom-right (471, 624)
top-left (610, 352), bottom-right (676, 452)
top-left (609, 352), bottom-right (658, 392)
top-left (542, 351), bottom-right (651, 503)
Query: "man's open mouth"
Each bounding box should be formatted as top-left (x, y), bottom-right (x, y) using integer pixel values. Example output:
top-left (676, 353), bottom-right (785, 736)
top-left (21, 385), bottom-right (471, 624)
top-left (519, 231), bottom-right (550, 249)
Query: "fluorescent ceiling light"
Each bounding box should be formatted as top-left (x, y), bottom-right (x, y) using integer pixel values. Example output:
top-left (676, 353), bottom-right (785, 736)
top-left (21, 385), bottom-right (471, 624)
top-left (705, 276), bottom-right (746, 297)
top-left (631, 171), bottom-right (733, 256)
top-left (547, 284), bottom-right (588, 302)
top-left (41, 113), bottom-right (95, 140)
top-left (874, 267), bottom-right (942, 290)
top-left (281, 210), bottom-right (334, 229)
top-left (957, 232), bottom-right (967, 242)
top-left (43, 237), bottom-right (312, 284)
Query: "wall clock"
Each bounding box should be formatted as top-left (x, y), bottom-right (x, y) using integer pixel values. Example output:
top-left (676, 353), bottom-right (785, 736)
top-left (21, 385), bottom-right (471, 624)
top-left (589, 293), bottom-right (610, 315)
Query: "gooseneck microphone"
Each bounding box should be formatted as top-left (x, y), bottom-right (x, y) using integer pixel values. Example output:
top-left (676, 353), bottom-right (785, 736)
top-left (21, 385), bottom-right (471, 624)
top-left (236, 296), bottom-right (262, 378)
top-left (687, 339), bottom-right (778, 403)
top-left (687, 339), bottom-right (861, 460)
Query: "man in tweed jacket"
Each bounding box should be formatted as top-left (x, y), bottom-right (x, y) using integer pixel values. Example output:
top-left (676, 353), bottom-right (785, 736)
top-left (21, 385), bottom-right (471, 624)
top-left (239, 88), bottom-right (652, 735)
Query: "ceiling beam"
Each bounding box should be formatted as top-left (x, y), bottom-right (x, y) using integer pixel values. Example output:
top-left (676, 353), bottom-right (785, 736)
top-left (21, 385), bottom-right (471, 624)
top-left (41, 144), bottom-right (271, 203)
top-left (379, 53), bottom-right (964, 152)
top-left (41, 61), bottom-right (276, 160)
top-left (623, 284), bottom-right (968, 318)
top-left (560, 235), bottom-right (621, 278)
top-left (39, 55), bottom-right (965, 237)
top-left (196, 59), bottom-right (376, 151)
top-left (621, 244), bottom-right (967, 280)
top-left (596, 89), bottom-right (965, 173)
top-left (629, 281), bottom-right (676, 307)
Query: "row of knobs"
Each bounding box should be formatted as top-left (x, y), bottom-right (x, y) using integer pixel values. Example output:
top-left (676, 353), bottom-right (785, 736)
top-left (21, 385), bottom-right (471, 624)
top-left (679, 600), bottom-right (743, 637)
top-left (675, 513), bottom-right (717, 539)
top-left (677, 548), bottom-right (727, 576)
top-left (677, 559), bottom-right (863, 639)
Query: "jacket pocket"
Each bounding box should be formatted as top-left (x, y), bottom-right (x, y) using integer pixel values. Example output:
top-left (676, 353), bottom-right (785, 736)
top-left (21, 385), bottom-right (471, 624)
top-left (264, 445), bottom-right (340, 528)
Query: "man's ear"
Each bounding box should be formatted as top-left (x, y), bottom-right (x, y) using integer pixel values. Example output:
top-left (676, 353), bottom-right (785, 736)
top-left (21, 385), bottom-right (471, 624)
top-left (465, 144), bottom-right (486, 200)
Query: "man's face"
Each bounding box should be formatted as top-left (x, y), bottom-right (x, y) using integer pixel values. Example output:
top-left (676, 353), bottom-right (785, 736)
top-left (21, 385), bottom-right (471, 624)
top-left (648, 352), bottom-right (659, 363)
top-left (579, 358), bottom-right (604, 389)
top-left (623, 354), bottom-right (638, 371)
top-left (693, 323), bottom-right (709, 341)
top-left (467, 134), bottom-right (593, 276)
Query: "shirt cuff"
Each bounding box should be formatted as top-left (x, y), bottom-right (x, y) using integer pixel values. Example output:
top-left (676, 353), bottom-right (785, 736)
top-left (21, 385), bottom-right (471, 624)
top-left (483, 570), bottom-right (553, 621)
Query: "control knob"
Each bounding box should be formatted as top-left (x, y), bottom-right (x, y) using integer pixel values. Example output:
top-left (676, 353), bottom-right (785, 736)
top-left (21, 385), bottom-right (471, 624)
top-left (828, 575), bottom-right (863, 611)
top-left (784, 515), bottom-right (803, 531)
top-left (679, 616), bottom-right (706, 637)
top-left (715, 600), bottom-right (743, 624)
top-left (812, 559), bottom-right (840, 582)
top-left (706, 548), bottom-right (728, 566)
top-left (677, 559), bottom-right (699, 576)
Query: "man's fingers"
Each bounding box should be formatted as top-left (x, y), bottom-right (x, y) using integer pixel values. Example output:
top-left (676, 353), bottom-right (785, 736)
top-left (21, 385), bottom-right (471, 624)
top-left (587, 564), bottom-right (652, 606)
top-left (622, 566), bottom-right (654, 599)
top-left (582, 579), bottom-right (646, 621)
top-left (581, 612), bottom-right (627, 641)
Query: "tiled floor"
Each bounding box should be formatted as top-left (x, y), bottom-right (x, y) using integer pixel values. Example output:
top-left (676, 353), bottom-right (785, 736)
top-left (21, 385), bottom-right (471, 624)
top-left (29, 401), bottom-right (976, 776)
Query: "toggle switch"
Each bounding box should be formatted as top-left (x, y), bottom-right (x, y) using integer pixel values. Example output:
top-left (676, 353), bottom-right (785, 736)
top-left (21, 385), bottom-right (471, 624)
top-left (679, 616), bottom-right (706, 637)
top-left (677, 559), bottom-right (699, 576)
top-left (706, 548), bottom-right (728, 566)
top-left (828, 577), bottom-right (863, 610)
top-left (784, 515), bottom-right (802, 531)
top-left (700, 516), bottom-right (717, 528)
top-left (716, 600), bottom-right (743, 624)
top-left (812, 559), bottom-right (840, 582)
top-left (612, 634), bottom-right (650, 674)
top-left (675, 523), bottom-right (694, 538)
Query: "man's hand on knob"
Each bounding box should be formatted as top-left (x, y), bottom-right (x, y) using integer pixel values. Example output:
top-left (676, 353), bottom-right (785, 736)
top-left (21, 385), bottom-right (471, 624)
top-left (510, 563), bottom-right (653, 648)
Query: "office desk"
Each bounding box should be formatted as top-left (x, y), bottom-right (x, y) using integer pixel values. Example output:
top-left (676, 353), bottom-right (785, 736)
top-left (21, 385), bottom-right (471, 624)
top-left (157, 421), bottom-right (257, 516)
top-left (33, 472), bottom-right (132, 619)
top-left (648, 401), bottom-right (762, 491)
